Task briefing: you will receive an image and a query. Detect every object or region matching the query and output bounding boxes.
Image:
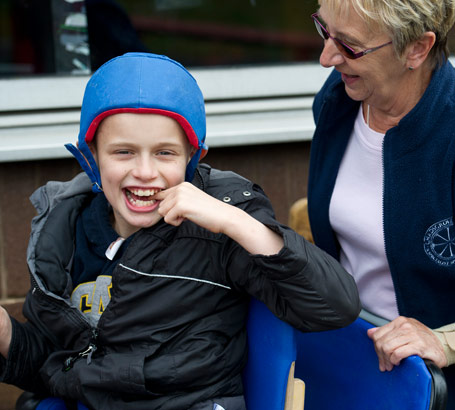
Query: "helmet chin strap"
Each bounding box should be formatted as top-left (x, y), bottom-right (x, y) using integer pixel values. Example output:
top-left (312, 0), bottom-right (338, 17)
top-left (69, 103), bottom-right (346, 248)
top-left (66, 130), bottom-right (208, 189)
top-left (65, 143), bottom-right (103, 193)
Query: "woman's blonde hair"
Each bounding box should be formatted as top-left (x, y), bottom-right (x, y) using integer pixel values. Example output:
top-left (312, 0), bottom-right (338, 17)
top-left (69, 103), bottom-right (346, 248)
top-left (321, 0), bottom-right (455, 67)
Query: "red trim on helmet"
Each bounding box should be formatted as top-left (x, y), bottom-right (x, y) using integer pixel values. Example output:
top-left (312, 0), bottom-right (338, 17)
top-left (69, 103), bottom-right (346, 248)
top-left (85, 108), bottom-right (200, 149)
top-left (199, 147), bottom-right (208, 160)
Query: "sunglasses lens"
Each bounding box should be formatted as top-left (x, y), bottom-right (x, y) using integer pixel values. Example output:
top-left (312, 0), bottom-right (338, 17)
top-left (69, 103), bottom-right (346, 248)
top-left (335, 41), bottom-right (356, 59)
top-left (312, 13), bottom-right (359, 59)
top-left (313, 19), bottom-right (329, 40)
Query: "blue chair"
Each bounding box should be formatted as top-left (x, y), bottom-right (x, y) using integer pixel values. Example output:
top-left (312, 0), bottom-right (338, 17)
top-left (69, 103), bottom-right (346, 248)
top-left (35, 398), bottom-right (89, 410)
top-left (294, 312), bottom-right (447, 410)
top-left (15, 393), bottom-right (90, 410)
top-left (243, 298), bottom-right (305, 410)
top-left (21, 299), bottom-right (304, 410)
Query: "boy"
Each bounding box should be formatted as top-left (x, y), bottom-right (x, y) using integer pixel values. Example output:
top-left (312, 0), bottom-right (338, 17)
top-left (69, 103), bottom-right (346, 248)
top-left (0, 53), bottom-right (360, 410)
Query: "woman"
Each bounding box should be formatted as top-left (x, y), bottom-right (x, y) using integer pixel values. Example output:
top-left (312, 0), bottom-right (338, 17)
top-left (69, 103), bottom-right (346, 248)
top-left (307, 0), bottom-right (455, 406)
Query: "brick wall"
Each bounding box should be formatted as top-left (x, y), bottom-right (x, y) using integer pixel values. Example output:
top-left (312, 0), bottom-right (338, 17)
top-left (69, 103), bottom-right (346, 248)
top-left (0, 141), bottom-right (310, 409)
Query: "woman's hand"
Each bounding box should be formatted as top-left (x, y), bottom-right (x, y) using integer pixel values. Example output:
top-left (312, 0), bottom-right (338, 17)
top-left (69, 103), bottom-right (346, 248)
top-left (0, 306), bottom-right (12, 359)
top-left (367, 316), bottom-right (448, 371)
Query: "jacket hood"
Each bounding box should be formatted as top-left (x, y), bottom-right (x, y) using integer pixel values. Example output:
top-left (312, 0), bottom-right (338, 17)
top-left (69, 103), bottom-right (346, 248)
top-left (66, 52), bottom-right (207, 192)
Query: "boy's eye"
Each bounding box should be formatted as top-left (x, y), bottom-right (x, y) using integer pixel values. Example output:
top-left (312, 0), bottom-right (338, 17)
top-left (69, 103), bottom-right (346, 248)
top-left (115, 149), bottom-right (133, 155)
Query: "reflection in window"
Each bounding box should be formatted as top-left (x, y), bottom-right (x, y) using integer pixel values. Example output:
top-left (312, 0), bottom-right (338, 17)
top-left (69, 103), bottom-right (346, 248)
top-left (1, 0), bottom-right (54, 76)
top-left (94, 0), bottom-right (321, 69)
top-left (0, 0), bottom-right (90, 76)
top-left (3, 1), bottom-right (455, 78)
top-left (1, 0), bottom-right (323, 77)
top-left (54, 0), bottom-right (91, 74)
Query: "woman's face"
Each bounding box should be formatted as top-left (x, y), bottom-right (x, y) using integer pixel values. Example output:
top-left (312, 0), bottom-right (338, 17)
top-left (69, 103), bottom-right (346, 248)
top-left (317, 2), bottom-right (407, 108)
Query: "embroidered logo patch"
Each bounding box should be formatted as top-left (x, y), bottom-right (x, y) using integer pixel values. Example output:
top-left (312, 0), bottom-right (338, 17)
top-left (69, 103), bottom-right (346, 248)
top-left (424, 217), bottom-right (455, 266)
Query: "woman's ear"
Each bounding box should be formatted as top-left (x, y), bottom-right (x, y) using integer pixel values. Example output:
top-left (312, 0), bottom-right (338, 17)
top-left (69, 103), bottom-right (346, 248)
top-left (405, 32), bottom-right (436, 70)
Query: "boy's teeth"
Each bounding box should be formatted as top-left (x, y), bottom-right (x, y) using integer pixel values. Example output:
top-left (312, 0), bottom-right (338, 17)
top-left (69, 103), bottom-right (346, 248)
top-left (131, 198), bottom-right (156, 207)
top-left (125, 189), bottom-right (157, 207)
top-left (130, 188), bottom-right (157, 196)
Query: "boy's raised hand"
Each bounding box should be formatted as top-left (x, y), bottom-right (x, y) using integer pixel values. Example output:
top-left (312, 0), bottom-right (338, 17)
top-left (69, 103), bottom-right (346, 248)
top-left (155, 182), bottom-right (283, 256)
top-left (156, 182), bottom-right (232, 232)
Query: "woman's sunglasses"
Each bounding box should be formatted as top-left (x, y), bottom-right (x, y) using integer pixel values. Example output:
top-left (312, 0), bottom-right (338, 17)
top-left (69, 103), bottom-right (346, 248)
top-left (311, 13), bottom-right (392, 60)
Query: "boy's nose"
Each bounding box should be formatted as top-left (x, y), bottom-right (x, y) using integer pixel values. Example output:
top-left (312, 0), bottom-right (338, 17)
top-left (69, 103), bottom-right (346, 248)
top-left (319, 39), bottom-right (345, 68)
top-left (132, 157), bottom-right (159, 180)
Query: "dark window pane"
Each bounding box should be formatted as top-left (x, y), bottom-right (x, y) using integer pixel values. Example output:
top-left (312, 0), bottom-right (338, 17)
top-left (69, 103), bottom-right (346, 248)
top-left (0, 0), bottom-right (91, 76)
top-left (1, 0), bottom-right (55, 76)
top-left (87, 0), bottom-right (321, 70)
top-left (1, 0), bottom-right (322, 77)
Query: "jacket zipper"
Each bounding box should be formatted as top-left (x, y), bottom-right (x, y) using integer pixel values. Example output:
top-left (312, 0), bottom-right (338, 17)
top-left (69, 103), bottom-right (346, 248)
top-left (29, 274), bottom-right (101, 371)
top-left (62, 328), bottom-right (99, 372)
top-left (382, 135), bottom-right (400, 315)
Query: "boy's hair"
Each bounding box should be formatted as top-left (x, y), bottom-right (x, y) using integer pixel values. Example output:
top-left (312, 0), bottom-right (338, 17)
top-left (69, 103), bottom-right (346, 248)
top-left (66, 52), bottom-right (207, 192)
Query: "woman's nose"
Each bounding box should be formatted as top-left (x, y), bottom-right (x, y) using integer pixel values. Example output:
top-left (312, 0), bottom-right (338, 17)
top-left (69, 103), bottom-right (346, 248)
top-left (319, 39), bottom-right (345, 68)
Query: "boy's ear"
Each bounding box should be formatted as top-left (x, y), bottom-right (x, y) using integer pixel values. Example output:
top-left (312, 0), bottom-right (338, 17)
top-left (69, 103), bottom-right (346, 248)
top-left (188, 146), bottom-right (198, 163)
top-left (88, 140), bottom-right (97, 158)
top-left (405, 31), bottom-right (436, 70)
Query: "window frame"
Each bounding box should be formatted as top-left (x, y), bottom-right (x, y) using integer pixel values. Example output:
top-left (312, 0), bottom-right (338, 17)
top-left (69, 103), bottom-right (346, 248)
top-left (0, 63), bottom-right (329, 162)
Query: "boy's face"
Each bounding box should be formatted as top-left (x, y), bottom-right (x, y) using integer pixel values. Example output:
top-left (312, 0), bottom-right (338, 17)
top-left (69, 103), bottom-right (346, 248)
top-left (91, 113), bottom-right (194, 238)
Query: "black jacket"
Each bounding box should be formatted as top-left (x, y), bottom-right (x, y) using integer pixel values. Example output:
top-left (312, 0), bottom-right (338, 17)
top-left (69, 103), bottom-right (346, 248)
top-left (1, 164), bottom-right (360, 409)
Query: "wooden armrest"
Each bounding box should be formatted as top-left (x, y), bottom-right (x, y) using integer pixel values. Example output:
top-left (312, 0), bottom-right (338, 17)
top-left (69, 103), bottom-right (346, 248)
top-left (288, 197), bottom-right (313, 243)
top-left (284, 362), bottom-right (305, 410)
top-left (293, 379), bottom-right (305, 410)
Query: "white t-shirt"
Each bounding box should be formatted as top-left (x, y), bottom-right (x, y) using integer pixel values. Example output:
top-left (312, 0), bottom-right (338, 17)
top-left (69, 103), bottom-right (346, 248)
top-left (329, 105), bottom-right (399, 320)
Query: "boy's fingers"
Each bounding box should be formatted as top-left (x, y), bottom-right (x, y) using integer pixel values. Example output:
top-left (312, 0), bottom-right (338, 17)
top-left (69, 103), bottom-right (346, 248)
top-left (153, 187), bottom-right (173, 200)
top-left (163, 213), bottom-right (186, 226)
top-left (157, 197), bottom-right (176, 217)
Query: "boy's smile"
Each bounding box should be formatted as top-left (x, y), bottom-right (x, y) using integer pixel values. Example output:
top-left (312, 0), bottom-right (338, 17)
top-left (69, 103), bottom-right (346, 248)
top-left (124, 187), bottom-right (162, 210)
top-left (91, 113), bottom-right (194, 238)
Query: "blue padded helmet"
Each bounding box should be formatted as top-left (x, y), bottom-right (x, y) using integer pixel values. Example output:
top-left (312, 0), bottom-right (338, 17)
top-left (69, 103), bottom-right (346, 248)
top-left (66, 52), bottom-right (208, 193)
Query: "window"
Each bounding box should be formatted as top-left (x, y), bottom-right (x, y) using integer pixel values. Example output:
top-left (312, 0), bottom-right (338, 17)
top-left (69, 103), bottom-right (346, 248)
top-left (0, 0), bottom-right (329, 162)
top-left (1, 0), bottom-right (91, 76)
top-left (1, 0), bottom-right (320, 77)
top-left (2, 1), bottom-right (455, 161)
top-left (91, 0), bottom-right (321, 69)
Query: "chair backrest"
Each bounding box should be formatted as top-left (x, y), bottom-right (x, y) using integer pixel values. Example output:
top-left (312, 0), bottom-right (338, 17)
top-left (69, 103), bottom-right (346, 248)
top-left (242, 298), bottom-right (298, 410)
top-left (287, 196), bottom-right (447, 409)
top-left (294, 315), bottom-right (447, 410)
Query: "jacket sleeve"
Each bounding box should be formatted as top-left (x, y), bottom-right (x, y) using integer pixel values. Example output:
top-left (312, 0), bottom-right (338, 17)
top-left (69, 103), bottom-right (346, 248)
top-left (0, 316), bottom-right (55, 393)
top-left (225, 183), bottom-right (361, 332)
